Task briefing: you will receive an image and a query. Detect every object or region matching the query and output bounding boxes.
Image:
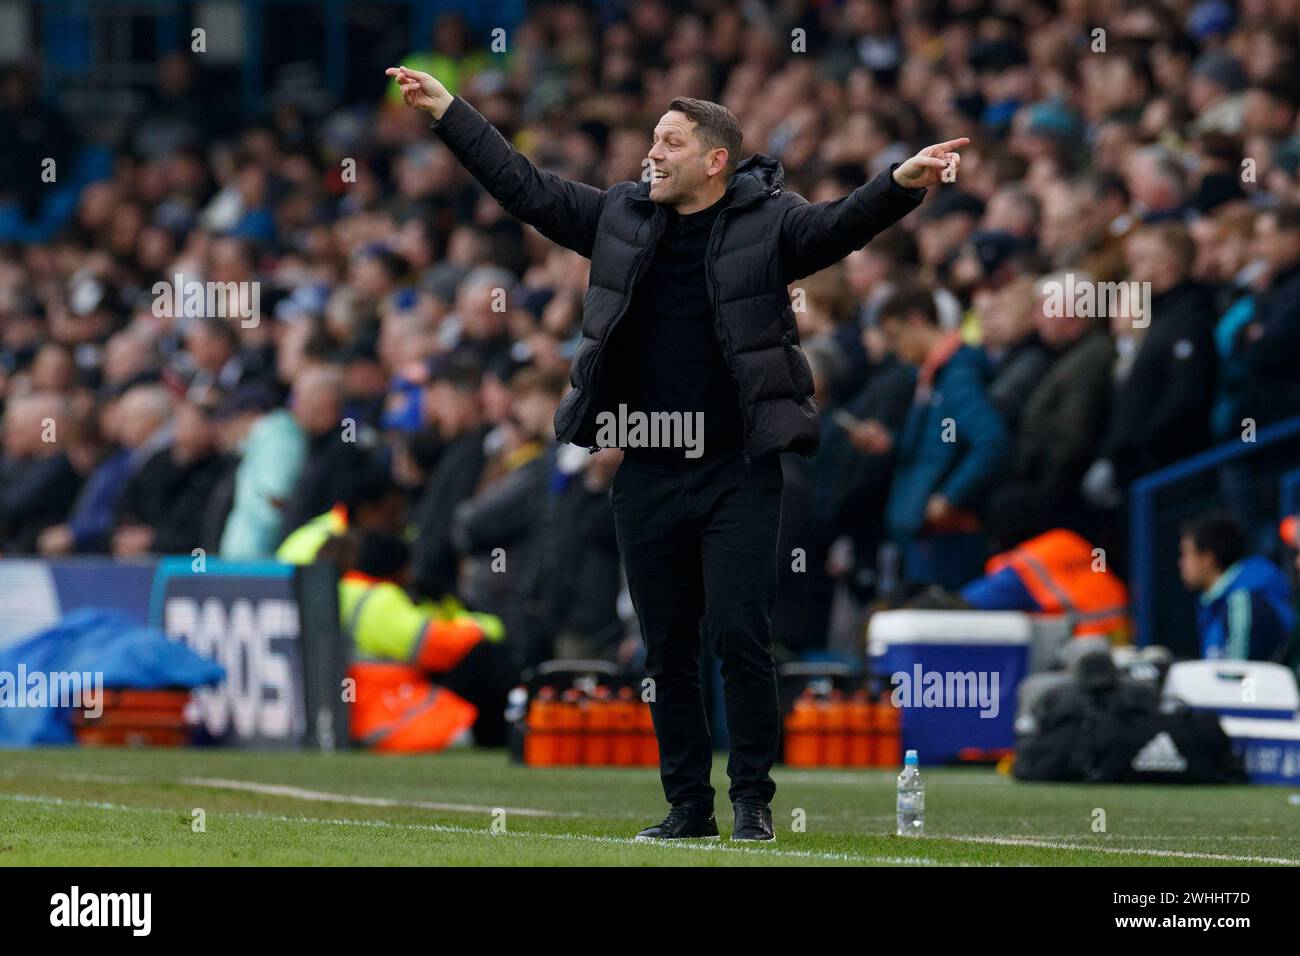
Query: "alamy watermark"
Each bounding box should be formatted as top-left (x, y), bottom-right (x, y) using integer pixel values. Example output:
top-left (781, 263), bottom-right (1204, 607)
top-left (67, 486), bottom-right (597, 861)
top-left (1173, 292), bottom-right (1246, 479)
top-left (152, 273), bottom-right (261, 327)
top-left (1040, 273), bottom-right (1151, 328)
top-left (0, 666), bottom-right (103, 718)
top-left (50, 886), bottom-right (151, 936)
top-left (594, 404), bottom-right (704, 459)
top-left (890, 665), bottom-right (1000, 719)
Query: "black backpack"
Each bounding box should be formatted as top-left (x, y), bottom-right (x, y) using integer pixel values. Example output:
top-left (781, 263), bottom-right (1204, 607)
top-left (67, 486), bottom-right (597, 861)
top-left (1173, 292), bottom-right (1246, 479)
top-left (1015, 679), bottom-right (1246, 784)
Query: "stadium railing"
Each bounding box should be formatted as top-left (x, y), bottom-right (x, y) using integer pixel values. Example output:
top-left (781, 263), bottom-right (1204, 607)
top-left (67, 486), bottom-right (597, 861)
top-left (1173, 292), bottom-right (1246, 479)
top-left (1130, 414), bottom-right (1300, 655)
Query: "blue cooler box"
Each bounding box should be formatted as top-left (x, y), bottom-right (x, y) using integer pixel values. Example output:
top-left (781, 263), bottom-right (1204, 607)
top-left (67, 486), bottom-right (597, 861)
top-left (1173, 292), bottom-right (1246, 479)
top-left (868, 611), bottom-right (1036, 764)
top-left (1162, 660), bottom-right (1300, 785)
top-left (1220, 718), bottom-right (1300, 785)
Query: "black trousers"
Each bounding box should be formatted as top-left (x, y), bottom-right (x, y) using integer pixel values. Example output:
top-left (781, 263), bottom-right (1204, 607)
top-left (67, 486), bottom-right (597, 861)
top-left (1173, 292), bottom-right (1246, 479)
top-left (611, 451), bottom-right (783, 810)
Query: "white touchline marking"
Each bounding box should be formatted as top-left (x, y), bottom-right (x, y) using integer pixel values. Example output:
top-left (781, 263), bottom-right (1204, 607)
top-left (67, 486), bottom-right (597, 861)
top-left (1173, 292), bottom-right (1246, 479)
top-left (179, 777), bottom-right (580, 818)
top-left (0, 769), bottom-right (137, 784)
top-left (9, 770), bottom-right (625, 819)
top-left (0, 794), bottom-right (951, 866)
top-left (10, 782), bottom-right (1289, 863)
top-left (948, 834), bottom-right (1300, 866)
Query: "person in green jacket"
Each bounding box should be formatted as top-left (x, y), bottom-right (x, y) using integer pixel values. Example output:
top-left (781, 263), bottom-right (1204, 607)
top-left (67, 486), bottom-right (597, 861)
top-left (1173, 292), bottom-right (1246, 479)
top-left (215, 384), bottom-right (307, 559)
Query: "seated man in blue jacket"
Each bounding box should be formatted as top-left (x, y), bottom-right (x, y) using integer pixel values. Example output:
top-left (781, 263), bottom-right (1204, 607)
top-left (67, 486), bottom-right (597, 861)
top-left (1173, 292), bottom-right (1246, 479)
top-left (1179, 511), bottom-right (1294, 662)
top-left (867, 286), bottom-right (1010, 588)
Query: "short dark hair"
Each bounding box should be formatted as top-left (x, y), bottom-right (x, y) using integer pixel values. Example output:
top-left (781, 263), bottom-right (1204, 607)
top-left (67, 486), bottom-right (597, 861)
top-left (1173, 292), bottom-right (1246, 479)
top-left (878, 286), bottom-right (939, 326)
top-left (427, 352), bottom-right (482, 393)
top-left (355, 531), bottom-right (410, 580)
top-left (341, 467), bottom-right (400, 520)
top-left (864, 227), bottom-right (919, 267)
top-left (1181, 511), bottom-right (1247, 571)
top-left (667, 96), bottom-right (743, 175)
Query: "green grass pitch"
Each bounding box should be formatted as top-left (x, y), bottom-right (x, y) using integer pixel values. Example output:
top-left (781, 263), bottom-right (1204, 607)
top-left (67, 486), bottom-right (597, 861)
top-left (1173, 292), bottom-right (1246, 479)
top-left (1, 748), bottom-right (1296, 866)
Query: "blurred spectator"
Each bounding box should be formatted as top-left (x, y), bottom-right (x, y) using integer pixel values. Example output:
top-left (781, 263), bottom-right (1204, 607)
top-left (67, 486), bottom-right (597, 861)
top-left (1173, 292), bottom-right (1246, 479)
top-left (216, 382), bottom-right (307, 558)
top-left (184, 316), bottom-right (258, 408)
top-left (388, 12), bottom-right (495, 102)
top-left (986, 273), bottom-right (1113, 549)
top-left (980, 277), bottom-right (1052, 431)
top-left (37, 384), bottom-right (172, 555)
top-left (1179, 511), bottom-right (1294, 661)
top-left (1188, 50), bottom-right (1247, 136)
top-left (1238, 206), bottom-right (1300, 427)
top-left (280, 363), bottom-right (370, 536)
top-left (782, 324), bottom-right (914, 650)
top-left (113, 400), bottom-right (226, 556)
top-left (409, 355), bottom-right (491, 600)
top-left (451, 368), bottom-right (567, 662)
top-left (521, 446), bottom-right (624, 664)
top-left (877, 287), bottom-right (1010, 588)
top-left (0, 393), bottom-right (79, 552)
top-left (0, 65), bottom-right (80, 220)
top-left (1084, 223), bottom-right (1217, 504)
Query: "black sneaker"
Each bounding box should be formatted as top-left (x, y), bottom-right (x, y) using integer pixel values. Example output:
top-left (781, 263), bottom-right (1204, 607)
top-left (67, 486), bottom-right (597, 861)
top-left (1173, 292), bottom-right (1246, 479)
top-left (635, 806), bottom-right (720, 841)
top-left (731, 802), bottom-right (775, 841)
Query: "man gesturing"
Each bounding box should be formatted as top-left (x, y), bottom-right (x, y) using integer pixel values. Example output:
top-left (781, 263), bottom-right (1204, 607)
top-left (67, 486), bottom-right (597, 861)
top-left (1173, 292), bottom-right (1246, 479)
top-left (388, 64), bottom-right (965, 841)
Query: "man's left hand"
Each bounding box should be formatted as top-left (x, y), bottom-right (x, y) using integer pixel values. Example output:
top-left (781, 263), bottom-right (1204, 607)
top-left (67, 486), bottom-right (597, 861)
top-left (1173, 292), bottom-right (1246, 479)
top-left (893, 138), bottom-right (971, 190)
top-left (924, 495), bottom-right (952, 524)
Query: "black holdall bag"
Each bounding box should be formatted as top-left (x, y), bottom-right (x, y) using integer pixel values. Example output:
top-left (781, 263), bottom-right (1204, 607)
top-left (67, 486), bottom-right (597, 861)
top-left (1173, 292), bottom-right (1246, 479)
top-left (1078, 703), bottom-right (1246, 784)
top-left (1014, 652), bottom-right (1246, 784)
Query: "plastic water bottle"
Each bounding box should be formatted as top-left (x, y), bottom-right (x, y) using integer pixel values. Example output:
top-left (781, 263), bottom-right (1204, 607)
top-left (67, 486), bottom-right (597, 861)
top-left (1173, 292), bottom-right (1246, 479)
top-left (896, 750), bottom-right (924, 836)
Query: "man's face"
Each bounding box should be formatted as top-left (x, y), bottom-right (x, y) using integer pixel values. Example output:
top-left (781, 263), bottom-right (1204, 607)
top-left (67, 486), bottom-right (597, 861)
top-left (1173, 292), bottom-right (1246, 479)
top-left (880, 313), bottom-right (929, 366)
top-left (425, 381), bottom-right (478, 439)
top-left (1178, 535), bottom-right (1219, 591)
top-left (292, 383), bottom-right (341, 437)
top-left (511, 390), bottom-right (559, 442)
top-left (646, 111), bottom-right (723, 207)
top-left (1252, 214), bottom-right (1300, 277)
top-left (1125, 232), bottom-right (1177, 294)
top-left (1036, 295), bottom-right (1087, 348)
top-left (173, 402), bottom-right (214, 462)
top-left (186, 325), bottom-right (230, 373)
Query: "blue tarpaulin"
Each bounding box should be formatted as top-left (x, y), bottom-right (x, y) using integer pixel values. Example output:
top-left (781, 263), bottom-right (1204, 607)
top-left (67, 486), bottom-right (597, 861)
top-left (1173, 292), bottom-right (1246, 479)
top-left (0, 608), bottom-right (225, 746)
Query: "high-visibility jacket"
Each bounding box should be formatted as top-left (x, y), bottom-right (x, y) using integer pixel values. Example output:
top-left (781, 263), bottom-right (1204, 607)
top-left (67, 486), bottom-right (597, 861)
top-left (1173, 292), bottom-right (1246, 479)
top-left (984, 529), bottom-right (1130, 639)
top-left (340, 571), bottom-right (485, 753)
top-left (276, 505), bottom-right (347, 565)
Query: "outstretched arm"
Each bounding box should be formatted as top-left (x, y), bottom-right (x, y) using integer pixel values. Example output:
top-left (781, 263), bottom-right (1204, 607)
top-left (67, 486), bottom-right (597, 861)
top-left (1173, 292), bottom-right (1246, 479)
top-left (780, 138), bottom-right (969, 282)
top-left (387, 65), bottom-right (605, 258)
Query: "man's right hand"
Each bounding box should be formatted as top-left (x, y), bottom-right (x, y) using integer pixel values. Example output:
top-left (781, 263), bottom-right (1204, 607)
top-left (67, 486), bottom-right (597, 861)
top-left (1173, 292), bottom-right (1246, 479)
top-left (385, 65), bottom-right (454, 120)
top-left (848, 419), bottom-right (892, 455)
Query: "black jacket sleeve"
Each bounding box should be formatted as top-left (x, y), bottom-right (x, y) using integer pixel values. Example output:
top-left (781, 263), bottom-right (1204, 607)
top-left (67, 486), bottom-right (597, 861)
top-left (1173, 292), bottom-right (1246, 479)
top-left (1245, 273), bottom-right (1300, 376)
top-left (779, 164), bottom-right (925, 282)
top-left (450, 457), bottom-right (548, 555)
top-left (431, 97), bottom-right (606, 258)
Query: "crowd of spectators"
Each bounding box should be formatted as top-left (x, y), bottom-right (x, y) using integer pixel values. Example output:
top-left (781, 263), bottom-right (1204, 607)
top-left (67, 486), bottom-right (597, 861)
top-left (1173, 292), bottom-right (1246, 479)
top-left (3, 0), bottom-right (1300, 668)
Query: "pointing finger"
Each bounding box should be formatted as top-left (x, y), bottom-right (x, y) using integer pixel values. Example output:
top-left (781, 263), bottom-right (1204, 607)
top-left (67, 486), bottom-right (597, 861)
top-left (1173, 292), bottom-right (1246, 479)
top-left (932, 137), bottom-right (971, 152)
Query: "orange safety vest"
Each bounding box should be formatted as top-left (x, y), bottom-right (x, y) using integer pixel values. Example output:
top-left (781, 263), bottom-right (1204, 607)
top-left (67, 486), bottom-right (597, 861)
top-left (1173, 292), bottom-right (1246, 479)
top-left (340, 572), bottom-right (482, 753)
top-left (984, 529), bottom-right (1130, 639)
top-left (347, 661), bottom-right (478, 753)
